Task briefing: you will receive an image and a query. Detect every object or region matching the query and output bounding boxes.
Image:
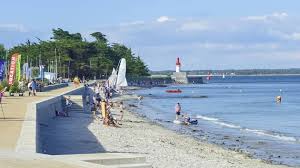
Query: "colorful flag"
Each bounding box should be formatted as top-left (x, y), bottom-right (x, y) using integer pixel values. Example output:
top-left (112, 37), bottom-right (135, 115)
top-left (8, 53), bottom-right (18, 85)
top-left (15, 54), bottom-right (21, 81)
top-left (22, 63), bottom-right (28, 80)
top-left (39, 65), bottom-right (44, 79)
top-left (0, 59), bottom-right (5, 80)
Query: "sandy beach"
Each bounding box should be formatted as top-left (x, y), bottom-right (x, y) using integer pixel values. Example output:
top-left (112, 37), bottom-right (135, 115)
top-left (88, 94), bottom-right (290, 168)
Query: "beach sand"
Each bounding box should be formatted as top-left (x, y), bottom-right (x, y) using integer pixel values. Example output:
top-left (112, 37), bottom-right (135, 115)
top-left (89, 94), bottom-right (289, 168)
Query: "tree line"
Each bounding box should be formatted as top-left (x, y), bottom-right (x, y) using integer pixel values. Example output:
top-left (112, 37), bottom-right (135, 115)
top-left (1, 28), bottom-right (149, 79)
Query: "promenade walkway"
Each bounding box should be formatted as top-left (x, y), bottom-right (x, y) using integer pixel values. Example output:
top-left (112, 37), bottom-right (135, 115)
top-left (0, 84), bottom-right (78, 150)
top-left (0, 84), bottom-right (88, 168)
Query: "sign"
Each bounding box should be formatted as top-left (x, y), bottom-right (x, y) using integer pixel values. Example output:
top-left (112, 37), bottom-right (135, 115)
top-left (0, 60), bottom-right (5, 80)
top-left (8, 53), bottom-right (18, 85)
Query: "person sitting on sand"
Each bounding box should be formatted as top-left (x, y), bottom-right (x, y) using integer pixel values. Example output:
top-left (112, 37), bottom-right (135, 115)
top-left (175, 103), bottom-right (181, 120)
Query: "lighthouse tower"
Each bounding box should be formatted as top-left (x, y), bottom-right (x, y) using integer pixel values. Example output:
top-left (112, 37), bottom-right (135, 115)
top-left (172, 57), bottom-right (189, 84)
top-left (176, 57), bottom-right (181, 72)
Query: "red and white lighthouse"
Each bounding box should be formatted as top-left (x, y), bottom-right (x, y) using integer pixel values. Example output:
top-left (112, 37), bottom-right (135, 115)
top-left (176, 57), bottom-right (181, 72)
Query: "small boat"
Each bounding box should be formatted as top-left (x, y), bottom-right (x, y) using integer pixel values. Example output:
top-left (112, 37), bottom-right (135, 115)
top-left (166, 89), bottom-right (182, 93)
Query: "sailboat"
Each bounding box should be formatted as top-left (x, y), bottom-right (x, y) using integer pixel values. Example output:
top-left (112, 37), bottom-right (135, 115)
top-left (222, 73), bottom-right (225, 79)
top-left (108, 68), bottom-right (117, 89)
top-left (115, 58), bottom-right (128, 90)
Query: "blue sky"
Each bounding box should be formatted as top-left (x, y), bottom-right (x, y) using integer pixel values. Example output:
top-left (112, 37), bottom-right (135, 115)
top-left (1, 0), bottom-right (300, 70)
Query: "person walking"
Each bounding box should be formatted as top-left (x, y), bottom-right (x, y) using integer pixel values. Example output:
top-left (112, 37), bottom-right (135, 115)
top-left (31, 79), bottom-right (37, 96)
top-left (28, 80), bottom-right (33, 96)
top-left (175, 103), bottom-right (181, 120)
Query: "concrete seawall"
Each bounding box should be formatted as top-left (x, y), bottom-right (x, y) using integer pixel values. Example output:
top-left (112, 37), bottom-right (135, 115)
top-left (16, 86), bottom-right (85, 153)
top-left (42, 83), bottom-right (69, 92)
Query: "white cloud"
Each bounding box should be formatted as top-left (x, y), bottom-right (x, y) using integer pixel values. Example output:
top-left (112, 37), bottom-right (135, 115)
top-left (120, 21), bottom-right (145, 27)
top-left (156, 16), bottom-right (175, 23)
top-left (178, 21), bottom-right (210, 31)
top-left (287, 33), bottom-right (300, 40)
top-left (243, 12), bottom-right (288, 22)
top-left (0, 24), bottom-right (27, 32)
top-left (269, 30), bottom-right (300, 41)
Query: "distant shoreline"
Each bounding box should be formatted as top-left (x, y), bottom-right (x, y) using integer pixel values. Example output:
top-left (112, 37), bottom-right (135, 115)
top-left (151, 73), bottom-right (300, 78)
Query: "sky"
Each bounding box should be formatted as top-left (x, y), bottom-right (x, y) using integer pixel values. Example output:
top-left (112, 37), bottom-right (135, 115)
top-left (1, 0), bottom-right (300, 70)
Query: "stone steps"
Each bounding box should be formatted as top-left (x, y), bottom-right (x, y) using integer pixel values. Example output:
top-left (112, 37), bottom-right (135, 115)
top-left (106, 163), bottom-right (152, 168)
top-left (54, 153), bottom-right (151, 168)
top-left (85, 155), bottom-right (147, 166)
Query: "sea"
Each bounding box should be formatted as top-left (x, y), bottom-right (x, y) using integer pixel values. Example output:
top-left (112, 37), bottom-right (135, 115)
top-left (129, 75), bottom-right (300, 166)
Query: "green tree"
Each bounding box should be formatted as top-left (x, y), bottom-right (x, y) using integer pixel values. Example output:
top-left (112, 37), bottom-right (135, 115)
top-left (0, 44), bottom-right (6, 59)
top-left (51, 28), bottom-right (82, 41)
top-left (8, 28), bottom-right (149, 79)
top-left (90, 32), bottom-right (108, 44)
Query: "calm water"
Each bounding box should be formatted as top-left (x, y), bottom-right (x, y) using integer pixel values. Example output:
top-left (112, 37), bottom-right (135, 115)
top-left (132, 76), bottom-right (300, 166)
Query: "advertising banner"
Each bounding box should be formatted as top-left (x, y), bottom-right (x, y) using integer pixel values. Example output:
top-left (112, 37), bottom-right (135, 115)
top-left (16, 54), bottom-right (21, 81)
top-left (8, 53), bottom-right (18, 85)
top-left (0, 60), bottom-right (5, 80)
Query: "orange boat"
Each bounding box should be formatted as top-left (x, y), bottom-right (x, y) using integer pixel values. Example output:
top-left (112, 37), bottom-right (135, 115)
top-left (166, 89), bottom-right (182, 93)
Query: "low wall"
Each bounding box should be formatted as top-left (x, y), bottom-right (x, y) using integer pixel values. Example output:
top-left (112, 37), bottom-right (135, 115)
top-left (16, 86), bottom-right (85, 153)
top-left (41, 83), bottom-right (69, 92)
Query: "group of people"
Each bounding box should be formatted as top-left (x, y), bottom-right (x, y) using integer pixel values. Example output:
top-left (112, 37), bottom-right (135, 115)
top-left (55, 96), bottom-right (72, 117)
top-left (27, 79), bottom-right (37, 96)
top-left (83, 81), bottom-right (124, 127)
top-left (175, 102), bottom-right (192, 125)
